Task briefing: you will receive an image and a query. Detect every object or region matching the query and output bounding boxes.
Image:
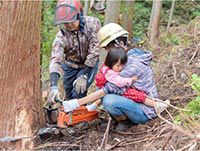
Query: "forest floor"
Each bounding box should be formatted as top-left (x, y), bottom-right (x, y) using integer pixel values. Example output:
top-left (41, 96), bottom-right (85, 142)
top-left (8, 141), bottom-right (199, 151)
top-left (38, 17), bottom-right (200, 150)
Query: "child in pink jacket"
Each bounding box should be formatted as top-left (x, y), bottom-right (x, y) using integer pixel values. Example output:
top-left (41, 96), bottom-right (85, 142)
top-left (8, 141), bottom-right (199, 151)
top-left (94, 47), bottom-right (169, 113)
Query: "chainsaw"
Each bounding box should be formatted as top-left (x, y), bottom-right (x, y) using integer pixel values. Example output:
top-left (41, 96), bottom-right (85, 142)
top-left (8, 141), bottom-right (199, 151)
top-left (43, 98), bottom-right (99, 128)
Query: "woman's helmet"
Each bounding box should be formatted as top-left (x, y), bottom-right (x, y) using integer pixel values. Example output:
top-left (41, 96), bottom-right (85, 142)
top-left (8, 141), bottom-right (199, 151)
top-left (98, 23), bottom-right (129, 48)
top-left (54, 0), bottom-right (83, 26)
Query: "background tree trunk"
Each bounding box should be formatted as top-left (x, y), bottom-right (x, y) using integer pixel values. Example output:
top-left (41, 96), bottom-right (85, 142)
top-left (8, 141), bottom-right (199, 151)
top-left (149, 0), bottom-right (162, 46)
top-left (84, 0), bottom-right (89, 16)
top-left (104, 0), bottom-right (120, 25)
top-left (148, 1), bottom-right (155, 33)
top-left (167, 0), bottom-right (175, 31)
top-left (121, 0), bottom-right (134, 39)
top-left (0, 1), bottom-right (45, 150)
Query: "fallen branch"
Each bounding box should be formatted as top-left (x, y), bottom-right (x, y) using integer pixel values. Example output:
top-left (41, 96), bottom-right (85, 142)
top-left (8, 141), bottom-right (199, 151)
top-left (157, 113), bottom-right (200, 141)
top-left (187, 43), bottom-right (198, 65)
top-left (107, 139), bottom-right (125, 150)
top-left (100, 116), bottom-right (112, 149)
top-left (119, 135), bottom-right (165, 147)
top-left (151, 97), bottom-right (191, 112)
top-left (177, 142), bottom-right (196, 151)
top-left (145, 125), bottom-right (170, 148)
top-left (34, 142), bottom-right (80, 150)
top-left (162, 131), bottom-right (174, 150)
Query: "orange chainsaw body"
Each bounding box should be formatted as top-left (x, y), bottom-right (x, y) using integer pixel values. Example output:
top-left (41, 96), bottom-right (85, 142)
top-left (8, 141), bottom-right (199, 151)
top-left (57, 106), bottom-right (99, 128)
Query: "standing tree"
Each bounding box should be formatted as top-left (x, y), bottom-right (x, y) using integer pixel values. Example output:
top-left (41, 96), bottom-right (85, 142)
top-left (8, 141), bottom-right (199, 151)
top-left (148, 1), bottom-right (156, 32)
top-left (104, 0), bottom-right (120, 25)
top-left (149, 0), bottom-right (162, 46)
top-left (167, 0), bottom-right (176, 31)
top-left (84, 0), bottom-right (89, 16)
top-left (121, 0), bottom-right (135, 39)
top-left (0, 1), bottom-right (45, 150)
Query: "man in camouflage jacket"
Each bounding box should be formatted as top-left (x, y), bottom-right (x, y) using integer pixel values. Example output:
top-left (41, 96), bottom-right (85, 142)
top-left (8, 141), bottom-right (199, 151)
top-left (48, 0), bottom-right (101, 104)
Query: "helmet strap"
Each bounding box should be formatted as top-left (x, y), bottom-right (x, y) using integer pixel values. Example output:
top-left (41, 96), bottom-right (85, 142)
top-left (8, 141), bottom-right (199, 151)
top-left (114, 38), bottom-right (128, 51)
top-left (78, 12), bottom-right (85, 33)
top-left (59, 25), bottom-right (66, 36)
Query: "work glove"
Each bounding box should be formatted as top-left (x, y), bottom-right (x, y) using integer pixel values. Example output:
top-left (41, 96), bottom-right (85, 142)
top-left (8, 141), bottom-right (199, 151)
top-left (73, 75), bottom-right (88, 94)
top-left (47, 86), bottom-right (59, 105)
top-left (86, 103), bottom-right (97, 111)
top-left (63, 99), bottom-right (80, 113)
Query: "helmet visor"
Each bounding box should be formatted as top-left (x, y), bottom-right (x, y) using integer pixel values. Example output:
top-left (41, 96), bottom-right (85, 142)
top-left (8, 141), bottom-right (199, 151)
top-left (54, 4), bottom-right (78, 26)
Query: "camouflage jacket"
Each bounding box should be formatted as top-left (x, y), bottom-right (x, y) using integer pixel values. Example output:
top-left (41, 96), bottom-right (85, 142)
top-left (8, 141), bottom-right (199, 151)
top-left (49, 16), bottom-right (101, 75)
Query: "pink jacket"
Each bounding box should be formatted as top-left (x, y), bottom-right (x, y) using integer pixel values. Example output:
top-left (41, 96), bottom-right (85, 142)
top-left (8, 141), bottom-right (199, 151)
top-left (101, 65), bottom-right (133, 88)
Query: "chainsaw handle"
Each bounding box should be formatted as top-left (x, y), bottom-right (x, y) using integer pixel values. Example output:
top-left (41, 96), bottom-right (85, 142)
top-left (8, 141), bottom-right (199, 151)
top-left (54, 97), bottom-right (63, 104)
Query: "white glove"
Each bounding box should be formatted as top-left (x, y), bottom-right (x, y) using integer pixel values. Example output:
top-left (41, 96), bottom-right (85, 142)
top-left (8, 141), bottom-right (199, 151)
top-left (62, 99), bottom-right (80, 113)
top-left (48, 86), bottom-right (59, 105)
top-left (86, 103), bottom-right (97, 111)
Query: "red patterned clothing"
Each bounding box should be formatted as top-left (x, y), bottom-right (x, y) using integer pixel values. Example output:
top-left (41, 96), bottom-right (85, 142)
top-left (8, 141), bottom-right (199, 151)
top-left (95, 65), bottom-right (109, 89)
top-left (122, 88), bottom-right (146, 103)
top-left (95, 65), bottom-right (147, 103)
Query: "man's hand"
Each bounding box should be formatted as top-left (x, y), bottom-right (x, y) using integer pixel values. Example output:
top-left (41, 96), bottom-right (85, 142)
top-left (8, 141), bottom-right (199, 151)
top-left (73, 75), bottom-right (88, 94)
top-left (62, 99), bottom-right (80, 113)
top-left (48, 86), bottom-right (59, 105)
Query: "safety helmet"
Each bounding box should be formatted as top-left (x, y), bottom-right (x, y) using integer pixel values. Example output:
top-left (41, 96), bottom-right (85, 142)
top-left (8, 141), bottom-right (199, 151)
top-left (54, 0), bottom-right (82, 26)
top-left (98, 23), bottom-right (129, 48)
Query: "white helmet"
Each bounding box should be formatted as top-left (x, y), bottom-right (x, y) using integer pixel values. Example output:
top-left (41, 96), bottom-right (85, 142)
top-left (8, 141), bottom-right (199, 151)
top-left (98, 23), bottom-right (128, 48)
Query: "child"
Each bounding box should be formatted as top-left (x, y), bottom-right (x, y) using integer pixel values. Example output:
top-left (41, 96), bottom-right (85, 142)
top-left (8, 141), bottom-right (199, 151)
top-left (63, 47), bottom-right (169, 114)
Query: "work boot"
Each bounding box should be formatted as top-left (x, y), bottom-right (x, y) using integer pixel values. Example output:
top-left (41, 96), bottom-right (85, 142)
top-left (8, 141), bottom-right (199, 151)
top-left (155, 99), bottom-right (170, 114)
top-left (99, 118), bottom-right (118, 130)
top-left (114, 120), bottom-right (133, 132)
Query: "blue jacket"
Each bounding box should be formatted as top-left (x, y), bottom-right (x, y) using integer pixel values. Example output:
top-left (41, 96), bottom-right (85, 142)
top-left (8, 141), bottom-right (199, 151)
top-left (121, 48), bottom-right (158, 98)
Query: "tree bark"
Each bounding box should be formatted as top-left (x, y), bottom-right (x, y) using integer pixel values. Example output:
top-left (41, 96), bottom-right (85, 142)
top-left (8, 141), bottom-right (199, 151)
top-left (0, 1), bottom-right (45, 150)
top-left (84, 0), bottom-right (89, 16)
top-left (121, 0), bottom-right (134, 39)
top-left (167, 0), bottom-right (175, 31)
top-left (148, 1), bottom-right (155, 33)
top-left (104, 0), bottom-right (120, 25)
top-left (149, 0), bottom-right (162, 46)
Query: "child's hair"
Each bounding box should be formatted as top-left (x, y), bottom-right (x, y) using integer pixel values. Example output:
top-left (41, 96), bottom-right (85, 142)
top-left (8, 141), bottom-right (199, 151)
top-left (104, 47), bottom-right (127, 69)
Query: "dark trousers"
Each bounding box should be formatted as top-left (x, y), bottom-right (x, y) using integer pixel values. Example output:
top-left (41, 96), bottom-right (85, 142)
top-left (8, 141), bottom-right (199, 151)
top-left (62, 61), bottom-right (99, 100)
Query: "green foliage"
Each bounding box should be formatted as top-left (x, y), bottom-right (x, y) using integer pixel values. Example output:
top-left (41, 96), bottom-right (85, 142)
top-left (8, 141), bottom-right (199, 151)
top-left (191, 74), bottom-right (200, 95)
top-left (169, 35), bottom-right (180, 45)
top-left (175, 74), bottom-right (200, 125)
top-left (41, 1), bottom-right (57, 80)
top-left (133, 0), bottom-right (200, 39)
top-left (88, 10), bottom-right (105, 25)
top-left (185, 74), bottom-right (200, 115)
top-left (133, 1), bottom-right (152, 38)
top-left (160, 33), bottom-right (180, 47)
top-left (186, 96), bottom-right (200, 115)
top-left (174, 1), bottom-right (200, 24)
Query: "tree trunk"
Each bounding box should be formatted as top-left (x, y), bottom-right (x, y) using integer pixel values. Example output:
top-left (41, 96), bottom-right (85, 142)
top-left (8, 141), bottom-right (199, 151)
top-left (0, 1), bottom-right (45, 150)
top-left (121, 0), bottom-right (134, 39)
top-left (167, 0), bottom-right (175, 31)
top-left (148, 1), bottom-right (155, 33)
top-left (84, 0), bottom-right (89, 16)
top-left (104, 0), bottom-right (120, 25)
top-left (149, 0), bottom-right (162, 46)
